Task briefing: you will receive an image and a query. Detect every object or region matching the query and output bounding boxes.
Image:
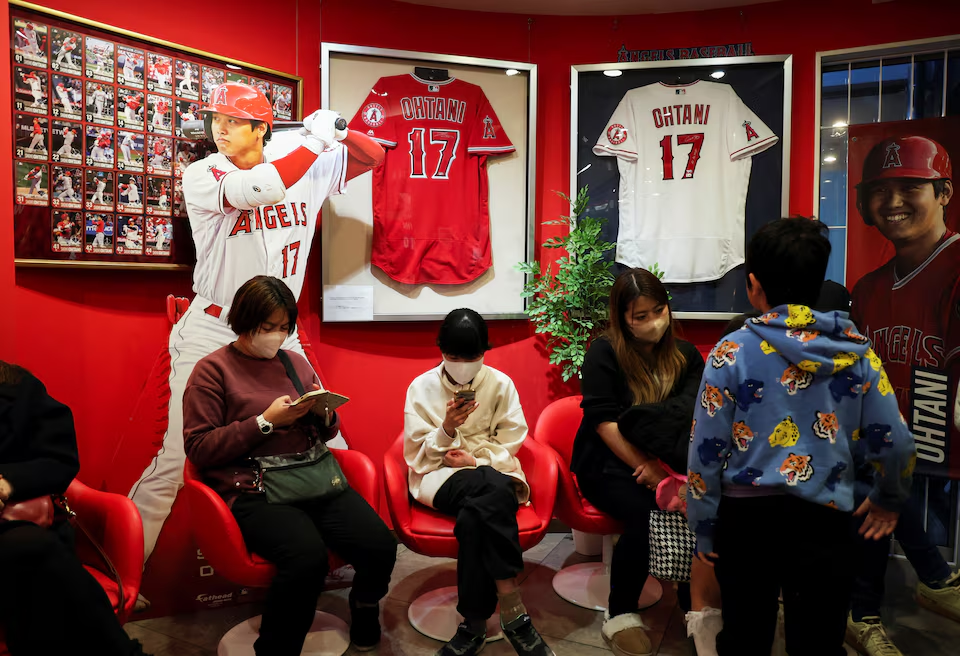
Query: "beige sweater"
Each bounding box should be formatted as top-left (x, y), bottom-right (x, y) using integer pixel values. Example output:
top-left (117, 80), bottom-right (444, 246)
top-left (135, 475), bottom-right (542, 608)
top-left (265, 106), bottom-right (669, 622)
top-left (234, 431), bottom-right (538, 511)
top-left (403, 362), bottom-right (530, 508)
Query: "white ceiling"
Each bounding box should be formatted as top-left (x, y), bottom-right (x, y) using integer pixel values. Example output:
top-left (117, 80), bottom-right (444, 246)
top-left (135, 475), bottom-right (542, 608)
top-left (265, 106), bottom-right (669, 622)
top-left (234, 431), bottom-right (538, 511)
top-left (398, 0), bottom-right (780, 16)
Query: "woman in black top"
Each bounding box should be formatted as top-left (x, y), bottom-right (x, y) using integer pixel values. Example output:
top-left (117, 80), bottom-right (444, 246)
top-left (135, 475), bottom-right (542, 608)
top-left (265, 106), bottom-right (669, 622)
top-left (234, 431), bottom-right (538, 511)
top-left (572, 268), bottom-right (721, 656)
top-left (0, 361), bottom-right (151, 656)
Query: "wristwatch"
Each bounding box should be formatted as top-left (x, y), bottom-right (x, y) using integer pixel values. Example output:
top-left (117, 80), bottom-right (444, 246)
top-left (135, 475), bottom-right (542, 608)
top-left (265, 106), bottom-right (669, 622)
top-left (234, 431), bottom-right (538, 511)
top-left (256, 414), bottom-right (274, 435)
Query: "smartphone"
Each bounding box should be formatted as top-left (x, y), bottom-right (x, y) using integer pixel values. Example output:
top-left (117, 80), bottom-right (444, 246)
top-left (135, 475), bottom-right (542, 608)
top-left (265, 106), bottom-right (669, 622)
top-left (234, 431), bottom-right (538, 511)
top-left (454, 389), bottom-right (476, 403)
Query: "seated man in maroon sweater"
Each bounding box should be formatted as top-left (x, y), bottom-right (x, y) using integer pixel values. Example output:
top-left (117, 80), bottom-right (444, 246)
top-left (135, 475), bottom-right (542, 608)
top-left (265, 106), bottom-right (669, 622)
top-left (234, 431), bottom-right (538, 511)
top-left (182, 275), bottom-right (396, 655)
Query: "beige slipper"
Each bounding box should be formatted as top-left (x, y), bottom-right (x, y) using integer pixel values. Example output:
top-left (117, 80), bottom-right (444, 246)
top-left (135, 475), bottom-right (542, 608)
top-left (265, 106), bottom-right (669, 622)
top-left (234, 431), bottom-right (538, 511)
top-left (602, 612), bottom-right (653, 656)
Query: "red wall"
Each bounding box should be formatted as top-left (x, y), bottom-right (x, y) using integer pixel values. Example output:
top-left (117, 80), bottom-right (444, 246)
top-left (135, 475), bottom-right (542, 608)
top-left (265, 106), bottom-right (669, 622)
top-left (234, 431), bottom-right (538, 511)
top-left (5, 0), bottom-right (960, 498)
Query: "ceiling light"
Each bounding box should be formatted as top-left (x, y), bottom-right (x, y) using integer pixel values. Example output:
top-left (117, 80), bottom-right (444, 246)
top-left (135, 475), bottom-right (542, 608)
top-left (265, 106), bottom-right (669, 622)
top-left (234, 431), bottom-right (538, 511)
top-left (823, 155), bottom-right (837, 163)
top-left (832, 121), bottom-right (847, 128)
top-left (226, 63), bottom-right (241, 71)
top-left (506, 69), bottom-right (519, 76)
top-left (710, 70), bottom-right (725, 79)
top-left (604, 70), bottom-right (623, 78)
top-left (824, 179), bottom-right (832, 183)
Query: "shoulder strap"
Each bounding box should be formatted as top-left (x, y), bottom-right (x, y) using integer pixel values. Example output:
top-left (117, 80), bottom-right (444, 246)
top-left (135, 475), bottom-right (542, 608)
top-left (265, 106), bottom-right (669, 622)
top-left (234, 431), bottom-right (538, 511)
top-left (277, 350), bottom-right (306, 396)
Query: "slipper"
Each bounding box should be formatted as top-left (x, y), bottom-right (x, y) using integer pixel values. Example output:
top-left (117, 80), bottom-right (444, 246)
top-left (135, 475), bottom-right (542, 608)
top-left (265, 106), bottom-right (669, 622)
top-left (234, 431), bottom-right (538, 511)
top-left (602, 612), bottom-right (652, 656)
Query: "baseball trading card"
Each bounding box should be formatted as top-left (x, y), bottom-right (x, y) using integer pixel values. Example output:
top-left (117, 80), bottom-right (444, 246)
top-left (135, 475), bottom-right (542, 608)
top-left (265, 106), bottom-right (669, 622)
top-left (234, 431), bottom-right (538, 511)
top-left (201, 67), bottom-right (224, 103)
top-left (251, 78), bottom-right (271, 103)
top-left (84, 213), bottom-right (114, 254)
top-left (50, 165), bottom-right (83, 210)
top-left (173, 179), bottom-right (186, 217)
top-left (85, 126), bottom-right (114, 169)
top-left (116, 130), bottom-right (145, 173)
top-left (117, 88), bottom-right (145, 130)
top-left (174, 140), bottom-right (200, 177)
top-left (117, 45), bottom-right (144, 88)
top-left (174, 99), bottom-right (201, 137)
top-left (115, 215), bottom-right (144, 255)
top-left (147, 53), bottom-right (173, 94)
top-left (12, 19), bottom-right (47, 67)
top-left (146, 135), bottom-right (173, 176)
top-left (14, 67), bottom-right (47, 115)
top-left (84, 169), bottom-right (114, 211)
top-left (145, 216), bottom-right (172, 256)
top-left (175, 60), bottom-right (200, 100)
top-left (84, 37), bottom-right (114, 83)
top-left (15, 162), bottom-right (47, 206)
top-left (146, 94), bottom-right (173, 135)
top-left (85, 81), bottom-right (115, 126)
top-left (226, 71), bottom-right (248, 84)
top-left (15, 114), bottom-right (48, 161)
top-left (50, 28), bottom-right (82, 73)
top-left (51, 210), bottom-right (82, 253)
top-left (51, 120), bottom-right (82, 165)
top-left (51, 74), bottom-right (82, 120)
top-left (146, 176), bottom-right (172, 216)
top-left (272, 84), bottom-right (292, 120)
top-left (116, 173), bottom-right (144, 213)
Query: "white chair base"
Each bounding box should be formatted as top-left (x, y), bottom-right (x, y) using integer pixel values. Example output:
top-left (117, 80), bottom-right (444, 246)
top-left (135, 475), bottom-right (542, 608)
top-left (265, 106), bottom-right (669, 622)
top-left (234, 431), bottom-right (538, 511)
top-left (218, 611), bottom-right (350, 656)
top-left (408, 585), bottom-right (505, 643)
top-left (552, 534), bottom-right (663, 612)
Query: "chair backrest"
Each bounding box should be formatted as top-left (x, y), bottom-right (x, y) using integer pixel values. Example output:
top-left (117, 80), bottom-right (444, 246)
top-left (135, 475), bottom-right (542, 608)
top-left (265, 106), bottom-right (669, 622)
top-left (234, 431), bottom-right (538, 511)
top-left (534, 395), bottom-right (583, 466)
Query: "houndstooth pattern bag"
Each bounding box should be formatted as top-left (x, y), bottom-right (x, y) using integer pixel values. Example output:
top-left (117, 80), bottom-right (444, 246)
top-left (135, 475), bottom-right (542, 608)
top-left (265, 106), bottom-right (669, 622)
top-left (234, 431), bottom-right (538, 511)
top-left (649, 510), bottom-right (696, 582)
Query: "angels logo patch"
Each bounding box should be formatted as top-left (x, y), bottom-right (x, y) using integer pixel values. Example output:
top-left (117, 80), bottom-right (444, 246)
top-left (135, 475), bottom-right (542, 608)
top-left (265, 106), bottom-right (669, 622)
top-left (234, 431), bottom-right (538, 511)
top-left (362, 102), bottom-right (385, 128)
top-left (607, 124), bottom-right (628, 145)
top-left (883, 142), bottom-right (902, 169)
top-left (482, 116), bottom-right (497, 139)
top-left (208, 165), bottom-right (227, 182)
top-left (213, 85), bottom-right (228, 107)
top-left (743, 120), bottom-right (759, 141)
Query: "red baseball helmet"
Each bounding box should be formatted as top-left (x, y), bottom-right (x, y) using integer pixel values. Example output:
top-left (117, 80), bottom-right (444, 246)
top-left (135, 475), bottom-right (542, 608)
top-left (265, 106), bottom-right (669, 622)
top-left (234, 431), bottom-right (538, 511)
top-left (858, 136), bottom-right (952, 186)
top-left (200, 82), bottom-right (273, 129)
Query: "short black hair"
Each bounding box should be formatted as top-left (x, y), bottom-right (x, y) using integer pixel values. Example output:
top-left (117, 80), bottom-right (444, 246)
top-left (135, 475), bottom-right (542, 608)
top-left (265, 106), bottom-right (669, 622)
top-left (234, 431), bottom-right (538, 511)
top-left (203, 113), bottom-right (272, 144)
top-left (436, 308), bottom-right (491, 359)
top-left (745, 217), bottom-right (831, 308)
top-left (227, 275), bottom-right (297, 336)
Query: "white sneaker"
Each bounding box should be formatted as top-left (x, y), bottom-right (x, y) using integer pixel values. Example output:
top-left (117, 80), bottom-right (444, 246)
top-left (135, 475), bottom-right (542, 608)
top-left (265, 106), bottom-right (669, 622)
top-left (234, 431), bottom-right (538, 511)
top-left (685, 607), bottom-right (721, 656)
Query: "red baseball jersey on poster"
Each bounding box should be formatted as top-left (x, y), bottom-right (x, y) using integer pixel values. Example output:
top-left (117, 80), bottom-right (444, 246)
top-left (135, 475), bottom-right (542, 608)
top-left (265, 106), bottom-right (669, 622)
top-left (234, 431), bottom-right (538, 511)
top-left (348, 73), bottom-right (514, 284)
top-left (851, 232), bottom-right (960, 474)
top-left (594, 80), bottom-right (778, 283)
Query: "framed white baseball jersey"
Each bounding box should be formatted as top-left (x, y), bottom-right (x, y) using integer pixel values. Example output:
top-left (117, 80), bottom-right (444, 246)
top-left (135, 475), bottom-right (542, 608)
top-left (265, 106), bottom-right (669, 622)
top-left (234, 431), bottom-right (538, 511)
top-left (183, 131), bottom-right (348, 306)
top-left (594, 80), bottom-right (778, 283)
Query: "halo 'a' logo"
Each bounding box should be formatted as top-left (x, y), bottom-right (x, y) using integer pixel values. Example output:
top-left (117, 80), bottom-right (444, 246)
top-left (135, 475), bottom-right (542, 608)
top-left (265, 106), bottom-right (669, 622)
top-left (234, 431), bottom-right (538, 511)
top-left (882, 142), bottom-right (902, 169)
top-left (213, 85), bottom-right (228, 106)
top-left (482, 116), bottom-right (497, 139)
top-left (743, 120), bottom-right (759, 141)
top-left (607, 124), bottom-right (628, 145)
top-left (362, 103), bottom-right (385, 128)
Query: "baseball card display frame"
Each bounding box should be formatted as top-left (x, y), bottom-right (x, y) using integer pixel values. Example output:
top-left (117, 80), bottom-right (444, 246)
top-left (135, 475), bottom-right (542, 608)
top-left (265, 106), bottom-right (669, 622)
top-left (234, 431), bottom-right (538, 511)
top-left (321, 43), bottom-right (537, 322)
top-left (571, 55), bottom-right (793, 320)
top-left (10, 0), bottom-right (303, 271)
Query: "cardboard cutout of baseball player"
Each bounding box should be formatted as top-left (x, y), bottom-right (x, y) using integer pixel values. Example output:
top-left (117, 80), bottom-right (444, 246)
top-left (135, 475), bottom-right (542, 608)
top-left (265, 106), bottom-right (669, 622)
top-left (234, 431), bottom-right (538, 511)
top-left (127, 82), bottom-right (386, 562)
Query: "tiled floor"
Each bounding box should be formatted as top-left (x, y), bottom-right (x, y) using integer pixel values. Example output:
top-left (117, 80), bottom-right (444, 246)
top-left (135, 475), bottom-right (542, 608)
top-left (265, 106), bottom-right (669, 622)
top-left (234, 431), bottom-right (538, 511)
top-left (125, 533), bottom-right (960, 655)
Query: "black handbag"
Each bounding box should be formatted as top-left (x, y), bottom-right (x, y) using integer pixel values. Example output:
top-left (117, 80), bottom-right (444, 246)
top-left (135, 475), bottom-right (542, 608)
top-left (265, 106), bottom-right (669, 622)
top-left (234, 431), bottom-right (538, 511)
top-left (251, 352), bottom-right (349, 505)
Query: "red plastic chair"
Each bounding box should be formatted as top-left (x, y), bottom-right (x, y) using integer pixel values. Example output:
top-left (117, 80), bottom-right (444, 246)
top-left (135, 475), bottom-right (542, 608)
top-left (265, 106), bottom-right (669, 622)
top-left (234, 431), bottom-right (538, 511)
top-left (0, 479), bottom-right (144, 655)
top-left (534, 395), bottom-right (662, 612)
top-left (183, 449), bottom-right (380, 655)
top-left (383, 433), bottom-right (557, 642)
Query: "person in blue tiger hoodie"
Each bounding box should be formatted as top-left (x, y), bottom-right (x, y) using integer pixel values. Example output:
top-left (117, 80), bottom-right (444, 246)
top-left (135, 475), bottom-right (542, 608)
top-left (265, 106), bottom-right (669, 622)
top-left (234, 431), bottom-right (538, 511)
top-left (686, 217), bottom-right (916, 656)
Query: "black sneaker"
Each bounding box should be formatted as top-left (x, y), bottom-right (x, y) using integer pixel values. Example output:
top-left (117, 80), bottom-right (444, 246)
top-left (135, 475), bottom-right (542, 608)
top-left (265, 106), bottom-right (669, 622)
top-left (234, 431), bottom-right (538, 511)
top-left (435, 622), bottom-right (486, 656)
top-left (501, 614), bottom-right (554, 656)
top-left (349, 600), bottom-right (382, 651)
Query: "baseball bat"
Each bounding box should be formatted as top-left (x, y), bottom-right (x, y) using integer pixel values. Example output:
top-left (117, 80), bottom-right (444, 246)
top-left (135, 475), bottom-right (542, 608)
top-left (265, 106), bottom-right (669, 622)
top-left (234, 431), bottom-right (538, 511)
top-left (179, 118), bottom-right (347, 141)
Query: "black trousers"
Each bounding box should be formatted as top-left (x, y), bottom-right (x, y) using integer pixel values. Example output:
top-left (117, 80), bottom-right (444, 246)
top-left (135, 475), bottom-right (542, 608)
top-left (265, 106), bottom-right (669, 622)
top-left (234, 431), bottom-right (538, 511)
top-left (433, 467), bottom-right (524, 622)
top-left (232, 487), bottom-right (397, 656)
top-left (0, 521), bottom-right (143, 656)
top-left (577, 468), bottom-right (660, 617)
top-left (714, 495), bottom-right (854, 656)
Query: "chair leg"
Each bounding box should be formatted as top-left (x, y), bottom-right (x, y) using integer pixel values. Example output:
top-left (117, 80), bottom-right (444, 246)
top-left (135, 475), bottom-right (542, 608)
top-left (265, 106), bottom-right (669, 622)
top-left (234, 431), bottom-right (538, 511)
top-left (217, 611), bottom-right (350, 655)
top-left (408, 586), bottom-right (504, 643)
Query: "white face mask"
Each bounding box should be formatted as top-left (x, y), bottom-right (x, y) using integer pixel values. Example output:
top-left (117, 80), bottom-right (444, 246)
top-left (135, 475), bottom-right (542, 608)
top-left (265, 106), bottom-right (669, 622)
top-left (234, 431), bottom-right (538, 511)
top-left (630, 312), bottom-right (670, 344)
top-left (444, 357), bottom-right (484, 385)
top-left (249, 331), bottom-right (286, 359)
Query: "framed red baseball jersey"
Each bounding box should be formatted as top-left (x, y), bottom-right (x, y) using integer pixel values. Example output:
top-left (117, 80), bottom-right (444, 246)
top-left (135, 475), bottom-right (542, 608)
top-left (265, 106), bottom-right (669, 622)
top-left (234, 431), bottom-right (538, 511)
top-left (348, 73), bottom-right (515, 285)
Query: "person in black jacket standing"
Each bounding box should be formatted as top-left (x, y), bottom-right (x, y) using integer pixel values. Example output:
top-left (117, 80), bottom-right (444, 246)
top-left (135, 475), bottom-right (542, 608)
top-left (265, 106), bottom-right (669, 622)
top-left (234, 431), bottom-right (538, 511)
top-left (0, 361), bottom-right (151, 656)
top-left (572, 268), bottom-right (721, 656)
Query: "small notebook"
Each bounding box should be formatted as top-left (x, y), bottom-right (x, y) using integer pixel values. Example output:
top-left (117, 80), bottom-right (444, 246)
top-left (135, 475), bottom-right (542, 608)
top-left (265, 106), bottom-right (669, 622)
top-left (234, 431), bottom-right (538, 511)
top-left (286, 389), bottom-right (350, 411)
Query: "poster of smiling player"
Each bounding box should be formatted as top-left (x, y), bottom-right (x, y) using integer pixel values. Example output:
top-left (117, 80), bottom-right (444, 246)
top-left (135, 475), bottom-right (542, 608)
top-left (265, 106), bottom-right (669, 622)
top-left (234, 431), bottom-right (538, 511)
top-left (146, 135), bottom-right (173, 176)
top-left (85, 168), bottom-right (114, 211)
top-left (847, 117), bottom-right (960, 479)
top-left (14, 67), bottom-right (47, 114)
top-left (117, 89), bottom-right (145, 130)
top-left (84, 213), bottom-right (114, 254)
top-left (50, 165), bottom-right (83, 210)
top-left (12, 18), bottom-right (47, 67)
top-left (145, 216), bottom-right (172, 256)
top-left (147, 53), bottom-right (173, 94)
top-left (116, 173), bottom-right (144, 213)
top-left (146, 176), bottom-right (171, 217)
top-left (115, 215), bottom-right (143, 255)
top-left (51, 210), bottom-right (82, 253)
top-left (201, 66), bottom-right (224, 103)
top-left (14, 161), bottom-right (47, 206)
top-left (85, 81), bottom-right (114, 126)
top-left (15, 114), bottom-right (48, 161)
top-left (117, 45), bottom-right (144, 88)
top-left (51, 27), bottom-right (81, 73)
top-left (51, 74), bottom-right (82, 120)
top-left (84, 36), bottom-right (114, 83)
top-left (117, 130), bottom-right (145, 172)
top-left (147, 94), bottom-right (172, 135)
top-left (85, 125), bottom-right (114, 168)
top-left (272, 83), bottom-right (292, 120)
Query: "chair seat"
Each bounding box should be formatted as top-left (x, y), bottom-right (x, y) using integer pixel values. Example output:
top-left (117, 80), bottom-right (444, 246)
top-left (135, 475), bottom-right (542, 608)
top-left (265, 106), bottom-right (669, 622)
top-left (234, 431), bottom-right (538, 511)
top-left (409, 502), bottom-right (544, 537)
